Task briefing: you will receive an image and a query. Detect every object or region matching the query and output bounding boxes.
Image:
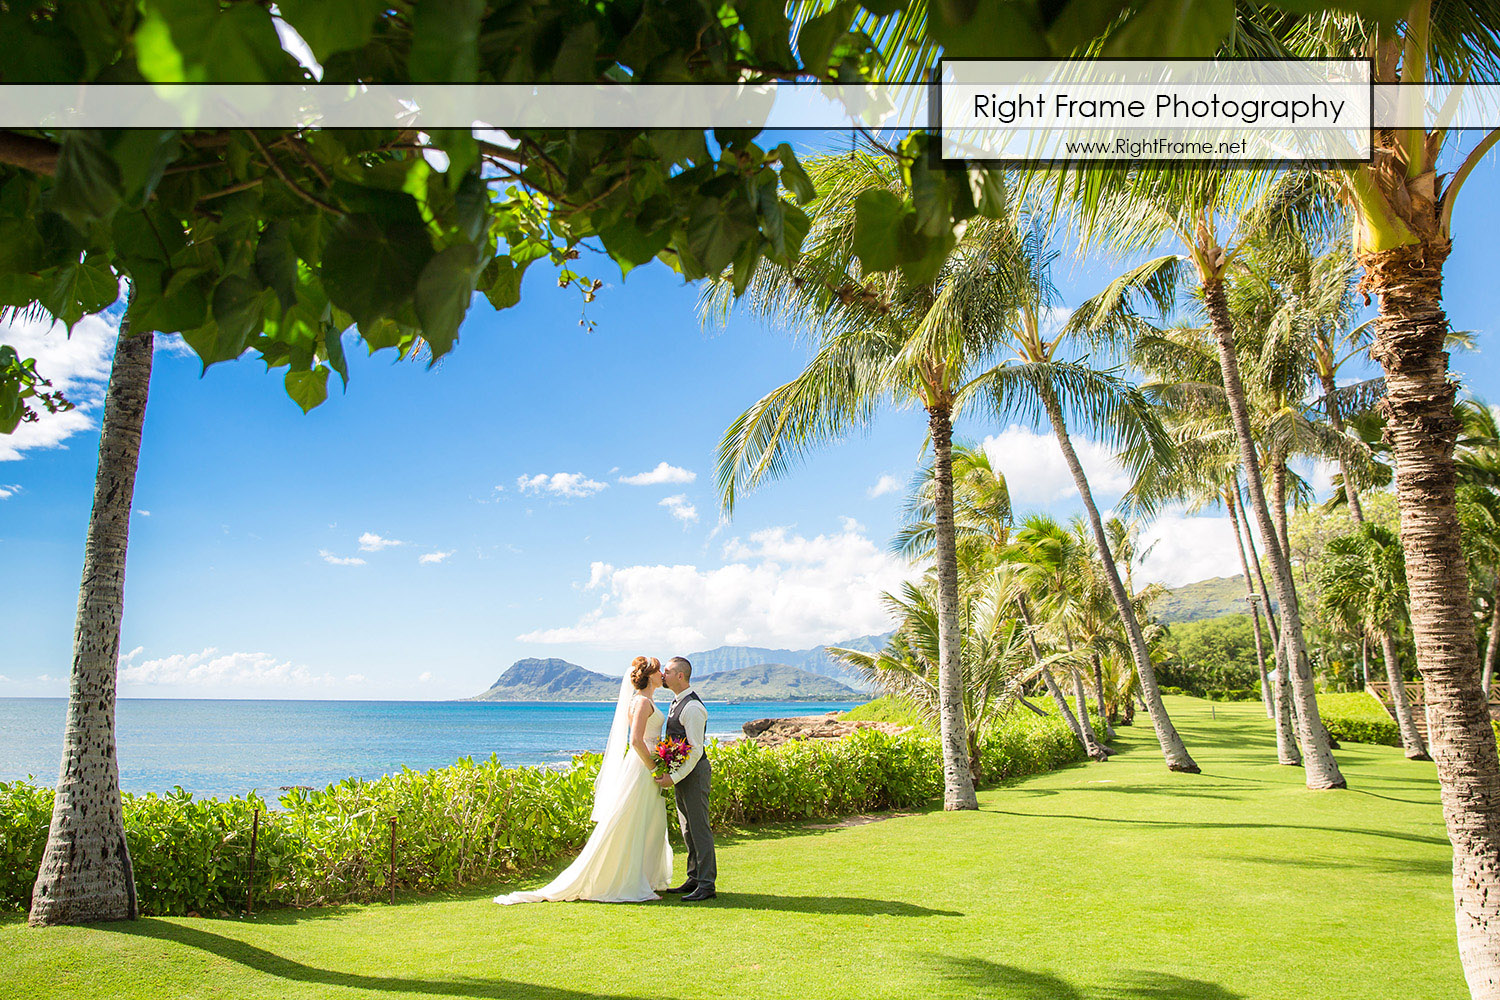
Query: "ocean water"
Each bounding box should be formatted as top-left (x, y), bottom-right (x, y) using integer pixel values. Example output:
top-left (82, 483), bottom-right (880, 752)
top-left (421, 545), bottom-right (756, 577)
top-left (0, 697), bottom-right (863, 798)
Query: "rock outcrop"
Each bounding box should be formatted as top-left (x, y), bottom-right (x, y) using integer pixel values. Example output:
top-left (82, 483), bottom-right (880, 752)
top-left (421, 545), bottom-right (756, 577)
top-left (739, 712), bottom-right (911, 747)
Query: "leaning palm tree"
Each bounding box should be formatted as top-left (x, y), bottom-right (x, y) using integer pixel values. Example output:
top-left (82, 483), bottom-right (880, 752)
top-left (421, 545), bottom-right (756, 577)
top-left (1059, 172), bottom-right (1345, 789)
top-left (708, 150), bottom-right (1031, 810)
top-left (1319, 524), bottom-right (1430, 759)
top-left (981, 224), bottom-right (1198, 773)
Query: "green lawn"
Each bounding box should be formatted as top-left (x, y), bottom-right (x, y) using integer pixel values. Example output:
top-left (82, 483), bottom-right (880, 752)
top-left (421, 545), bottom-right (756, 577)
top-left (1, 696), bottom-right (1464, 1000)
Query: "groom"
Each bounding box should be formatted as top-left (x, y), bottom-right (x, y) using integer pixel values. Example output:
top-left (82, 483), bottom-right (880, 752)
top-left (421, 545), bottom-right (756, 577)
top-left (656, 656), bottom-right (716, 901)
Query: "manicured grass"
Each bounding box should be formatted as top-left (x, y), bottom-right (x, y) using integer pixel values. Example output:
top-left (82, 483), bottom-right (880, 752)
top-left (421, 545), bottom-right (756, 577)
top-left (1, 697), bottom-right (1464, 999)
top-left (841, 693), bottom-right (927, 726)
top-left (1318, 690), bottom-right (1398, 722)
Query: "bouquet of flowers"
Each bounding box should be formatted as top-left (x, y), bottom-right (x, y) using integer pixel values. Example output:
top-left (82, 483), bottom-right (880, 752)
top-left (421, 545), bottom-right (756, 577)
top-left (651, 736), bottom-right (692, 778)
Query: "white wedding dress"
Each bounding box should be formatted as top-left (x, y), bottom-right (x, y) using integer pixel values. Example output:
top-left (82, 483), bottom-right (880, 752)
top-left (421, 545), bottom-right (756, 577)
top-left (495, 694), bottom-right (672, 904)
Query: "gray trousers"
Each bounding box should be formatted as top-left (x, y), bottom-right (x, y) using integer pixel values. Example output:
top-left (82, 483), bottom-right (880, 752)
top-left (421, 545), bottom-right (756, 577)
top-left (675, 757), bottom-right (716, 887)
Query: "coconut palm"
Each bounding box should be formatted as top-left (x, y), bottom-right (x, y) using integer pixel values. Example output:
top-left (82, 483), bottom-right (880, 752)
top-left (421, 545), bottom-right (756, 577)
top-left (1060, 174), bottom-right (1346, 789)
top-left (25, 305), bottom-right (148, 925)
top-left (1000, 515), bottom-right (1114, 761)
top-left (980, 225), bottom-right (1198, 773)
top-left (829, 575), bottom-right (1033, 783)
top-left (1456, 399), bottom-right (1500, 695)
top-left (709, 150), bottom-right (1034, 810)
top-left (893, 441), bottom-right (1013, 581)
top-left (1319, 524), bottom-right (1430, 758)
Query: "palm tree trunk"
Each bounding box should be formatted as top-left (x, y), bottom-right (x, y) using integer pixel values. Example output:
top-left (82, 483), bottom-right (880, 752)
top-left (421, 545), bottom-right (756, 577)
top-left (29, 316), bottom-right (151, 926)
top-left (1484, 586), bottom-right (1499, 697)
top-left (1227, 490), bottom-right (1274, 718)
top-left (1363, 242), bottom-right (1500, 995)
top-left (1091, 651), bottom-right (1117, 738)
top-left (1072, 668), bottom-right (1112, 755)
top-left (1038, 382), bottom-right (1198, 772)
top-left (1319, 369), bottom-right (1368, 523)
top-left (1204, 277), bottom-right (1344, 788)
top-left (927, 406), bottom-right (978, 810)
top-left (1239, 494), bottom-right (1299, 760)
top-left (1379, 629), bottom-right (1430, 760)
top-left (1017, 597), bottom-right (1105, 761)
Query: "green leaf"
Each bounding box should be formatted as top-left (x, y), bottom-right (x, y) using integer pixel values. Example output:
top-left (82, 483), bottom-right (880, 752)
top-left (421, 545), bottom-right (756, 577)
top-left (1102, 0), bottom-right (1234, 58)
top-left (970, 166), bottom-right (1008, 219)
top-left (598, 217), bottom-right (673, 277)
top-left (852, 188), bottom-right (907, 273)
top-left (276, 0), bottom-right (387, 63)
top-left (321, 326), bottom-right (349, 387)
top-left (321, 212), bottom-right (435, 329)
top-left (47, 133), bottom-right (123, 227)
top-left (926, 2), bottom-right (1050, 58)
top-left (795, 1), bottom-right (852, 75)
top-left (254, 222), bottom-right (298, 311)
top-left (775, 144), bottom-right (817, 204)
top-left (39, 257), bottom-right (119, 330)
top-left (284, 365), bottom-right (330, 413)
top-left (136, 0), bottom-right (291, 82)
top-left (682, 195), bottom-right (759, 278)
top-left (409, 0), bottom-right (483, 81)
top-left (414, 244), bottom-right (483, 360)
top-left (481, 256), bottom-right (525, 311)
top-left (209, 274), bottom-right (268, 363)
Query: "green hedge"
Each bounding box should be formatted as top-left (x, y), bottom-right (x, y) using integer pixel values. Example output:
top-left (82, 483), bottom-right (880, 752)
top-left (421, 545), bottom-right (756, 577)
top-left (1317, 691), bottom-right (1500, 748)
top-left (1, 713), bottom-right (1082, 917)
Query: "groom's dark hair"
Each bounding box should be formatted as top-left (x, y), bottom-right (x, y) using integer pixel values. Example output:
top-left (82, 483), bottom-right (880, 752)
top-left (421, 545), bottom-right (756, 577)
top-left (668, 656), bottom-right (692, 681)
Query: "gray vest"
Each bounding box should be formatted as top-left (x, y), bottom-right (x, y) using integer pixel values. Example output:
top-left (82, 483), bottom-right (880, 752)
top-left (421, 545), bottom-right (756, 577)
top-left (665, 690), bottom-right (703, 741)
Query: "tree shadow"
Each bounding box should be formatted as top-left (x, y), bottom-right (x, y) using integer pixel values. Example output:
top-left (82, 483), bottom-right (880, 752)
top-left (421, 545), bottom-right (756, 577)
top-left (705, 893), bottom-right (961, 917)
top-left (934, 955), bottom-right (1247, 999)
top-left (1226, 853), bottom-right (1451, 877)
top-left (96, 919), bottom-right (644, 1000)
top-left (982, 809), bottom-right (1450, 847)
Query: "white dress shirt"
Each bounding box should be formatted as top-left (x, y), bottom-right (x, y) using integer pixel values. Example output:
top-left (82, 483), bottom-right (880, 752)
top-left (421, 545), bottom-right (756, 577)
top-left (668, 685), bottom-right (709, 784)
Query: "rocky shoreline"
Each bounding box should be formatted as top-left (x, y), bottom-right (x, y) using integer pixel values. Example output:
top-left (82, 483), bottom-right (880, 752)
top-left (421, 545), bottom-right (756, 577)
top-left (737, 711), bottom-right (911, 748)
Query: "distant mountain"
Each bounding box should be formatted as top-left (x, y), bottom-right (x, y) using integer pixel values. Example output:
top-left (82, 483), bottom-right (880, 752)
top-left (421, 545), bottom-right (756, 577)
top-left (685, 632), bottom-right (892, 691)
top-left (1150, 575), bottom-right (1276, 624)
top-left (465, 656), bottom-right (872, 703)
top-left (467, 658), bottom-right (618, 701)
top-left (694, 664), bottom-right (865, 703)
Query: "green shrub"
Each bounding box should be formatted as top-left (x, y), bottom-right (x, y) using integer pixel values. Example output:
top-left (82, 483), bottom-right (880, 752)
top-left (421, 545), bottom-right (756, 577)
top-left (1205, 688), bottom-right (1262, 702)
top-left (842, 694), bottom-right (929, 728)
top-left (1318, 691), bottom-right (1404, 748)
top-left (0, 712), bottom-right (1083, 916)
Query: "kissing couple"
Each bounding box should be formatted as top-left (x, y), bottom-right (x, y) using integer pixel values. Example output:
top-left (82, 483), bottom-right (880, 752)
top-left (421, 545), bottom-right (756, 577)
top-left (495, 655), bottom-right (718, 904)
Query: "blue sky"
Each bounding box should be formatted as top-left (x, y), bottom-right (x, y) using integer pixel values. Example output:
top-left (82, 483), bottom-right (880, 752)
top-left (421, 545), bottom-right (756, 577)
top-left (3, 130), bottom-right (1498, 701)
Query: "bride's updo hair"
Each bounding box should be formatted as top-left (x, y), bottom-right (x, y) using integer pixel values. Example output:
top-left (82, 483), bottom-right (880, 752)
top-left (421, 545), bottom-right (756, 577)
top-left (630, 656), bottom-right (661, 690)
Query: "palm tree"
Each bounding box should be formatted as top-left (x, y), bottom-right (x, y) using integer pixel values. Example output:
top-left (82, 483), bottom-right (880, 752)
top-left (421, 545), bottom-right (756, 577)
top-left (1456, 399), bottom-right (1500, 696)
top-left (982, 227), bottom-right (1198, 773)
top-left (893, 441), bottom-right (1013, 582)
top-left (709, 150), bottom-right (1030, 810)
top-left (1061, 175), bottom-right (1345, 788)
top-left (27, 307), bottom-right (149, 925)
top-left (1318, 524), bottom-right (1430, 759)
top-left (829, 575), bottom-right (1033, 783)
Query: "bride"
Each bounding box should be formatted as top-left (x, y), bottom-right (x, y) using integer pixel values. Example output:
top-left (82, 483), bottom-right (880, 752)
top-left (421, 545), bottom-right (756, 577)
top-left (495, 656), bottom-right (672, 904)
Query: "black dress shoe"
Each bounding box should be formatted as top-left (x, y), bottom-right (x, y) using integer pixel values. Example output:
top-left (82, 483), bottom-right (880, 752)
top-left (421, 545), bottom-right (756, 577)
top-left (681, 885), bottom-right (717, 901)
top-left (662, 880), bottom-right (697, 894)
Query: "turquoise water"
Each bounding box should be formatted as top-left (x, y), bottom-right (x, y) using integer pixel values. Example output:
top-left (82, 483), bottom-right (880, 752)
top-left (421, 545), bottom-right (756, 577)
top-left (0, 697), bottom-right (863, 798)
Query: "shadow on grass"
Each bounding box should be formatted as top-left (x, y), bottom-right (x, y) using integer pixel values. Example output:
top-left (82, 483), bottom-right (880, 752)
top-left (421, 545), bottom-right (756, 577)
top-left (98, 919), bottom-right (643, 1000)
top-left (1227, 852), bottom-right (1451, 877)
top-left (705, 892), bottom-right (961, 917)
top-left (935, 956), bottom-right (1246, 999)
top-left (982, 809), bottom-right (1450, 847)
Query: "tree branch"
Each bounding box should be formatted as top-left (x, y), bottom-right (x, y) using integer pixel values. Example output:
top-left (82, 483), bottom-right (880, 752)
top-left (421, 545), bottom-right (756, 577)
top-left (0, 131), bottom-right (60, 176)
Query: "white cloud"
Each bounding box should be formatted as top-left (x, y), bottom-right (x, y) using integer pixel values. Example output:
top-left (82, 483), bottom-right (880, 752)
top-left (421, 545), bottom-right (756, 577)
top-left (136, 508), bottom-right (150, 517)
top-left (419, 550), bottom-right (454, 564)
top-left (418, 671), bottom-right (433, 682)
top-left (517, 472), bottom-right (608, 498)
top-left (980, 424), bottom-right (1130, 506)
top-left (518, 517), bottom-right (911, 649)
top-left (0, 674), bottom-right (8, 683)
top-left (0, 311), bottom-right (120, 462)
top-left (619, 462), bottom-right (697, 486)
top-left (867, 474), bottom-right (901, 498)
top-left (1136, 510), bottom-right (1243, 588)
top-left (0, 484), bottom-right (18, 499)
top-left (119, 648), bottom-right (346, 691)
top-left (319, 549), bottom-right (367, 566)
top-left (659, 494), bottom-right (699, 524)
top-left (358, 532), bottom-right (403, 551)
